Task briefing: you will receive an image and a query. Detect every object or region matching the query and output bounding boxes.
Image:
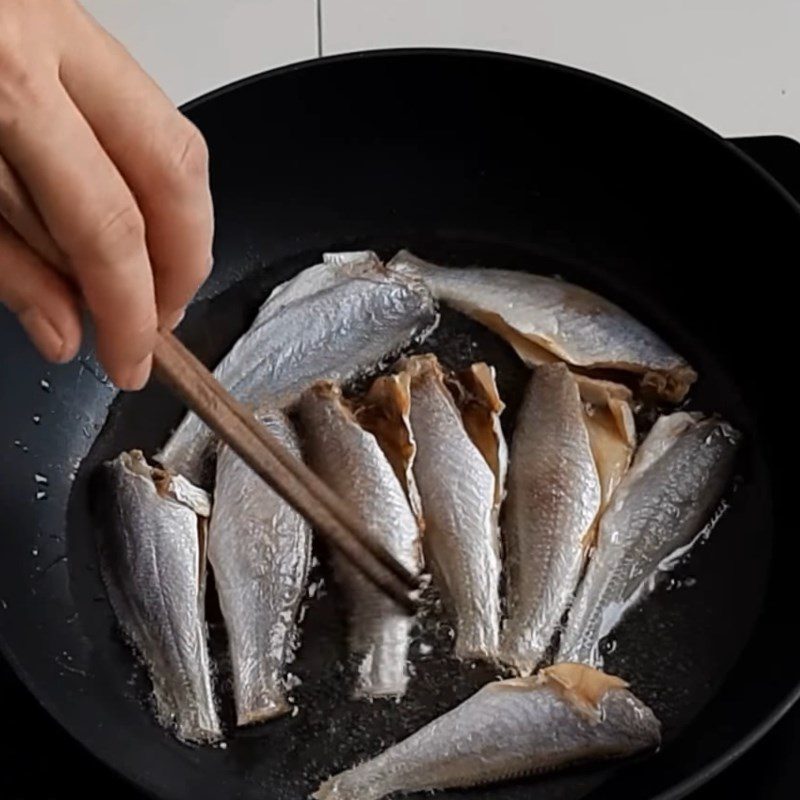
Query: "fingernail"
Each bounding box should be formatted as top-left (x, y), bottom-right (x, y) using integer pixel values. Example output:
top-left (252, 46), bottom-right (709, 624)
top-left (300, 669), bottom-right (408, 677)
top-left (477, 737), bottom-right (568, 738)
top-left (119, 354), bottom-right (152, 391)
top-left (163, 308), bottom-right (186, 331)
top-left (18, 308), bottom-right (70, 363)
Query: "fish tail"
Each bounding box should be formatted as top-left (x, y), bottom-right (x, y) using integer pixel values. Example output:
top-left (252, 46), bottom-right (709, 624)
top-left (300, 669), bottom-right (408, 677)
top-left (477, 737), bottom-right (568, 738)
top-left (234, 663), bottom-right (292, 725)
top-left (237, 690), bottom-right (291, 726)
top-left (312, 772), bottom-right (384, 800)
top-left (455, 615), bottom-right (500, 662)
top-left (353, 623), bottom-right (411, 698)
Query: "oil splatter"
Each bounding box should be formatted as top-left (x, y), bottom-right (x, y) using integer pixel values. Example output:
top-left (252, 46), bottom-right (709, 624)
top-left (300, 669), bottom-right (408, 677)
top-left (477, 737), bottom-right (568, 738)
top-left (40, 379), bottom-right (51, 392)
top-left (55, 654), bottom-right (88, 678)
top-left (600, 637), bottom-right (618, 656)
top-left (38, 554), bottom-right (68, 576)
top-left (285, 673), bottom-right (303, 690)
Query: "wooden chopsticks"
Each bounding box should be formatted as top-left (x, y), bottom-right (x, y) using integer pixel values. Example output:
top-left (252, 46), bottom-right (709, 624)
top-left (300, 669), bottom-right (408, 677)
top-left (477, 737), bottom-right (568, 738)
top-left (153, 330), bottom-right (421, 613)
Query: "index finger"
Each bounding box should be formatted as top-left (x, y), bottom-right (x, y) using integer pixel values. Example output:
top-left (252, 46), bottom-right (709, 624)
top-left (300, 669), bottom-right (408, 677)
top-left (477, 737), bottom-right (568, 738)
top-left (0, 82), bottom-right (156, 389)
top-left (62, 4), bottom-right (213, 326)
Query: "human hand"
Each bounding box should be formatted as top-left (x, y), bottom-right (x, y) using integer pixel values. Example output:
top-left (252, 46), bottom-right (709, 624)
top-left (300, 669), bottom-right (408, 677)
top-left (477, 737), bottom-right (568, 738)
top-left (0, 0), bottom-right (213, 389)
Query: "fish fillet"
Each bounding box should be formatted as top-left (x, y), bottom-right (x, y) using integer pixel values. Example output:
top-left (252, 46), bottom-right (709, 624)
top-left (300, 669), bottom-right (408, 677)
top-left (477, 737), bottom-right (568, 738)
top-left (297, 381), bottom-right (422, 697)
top-left (387, 250), bottom-right (695, 401)
top-left (208, 411), bottom-right (312, 725)
top-left (100, 451), bottom-right (220, 743)
top-left (404, 354), bottom-right (505, 660)
top-left (156, 251), bottom-right (439, 482)
top-left (314, 663), bottom-right (660, 800)
top-left (558, 412), bottom-right (741, 665)
top-left (501, 365), bottom-right (635, 673)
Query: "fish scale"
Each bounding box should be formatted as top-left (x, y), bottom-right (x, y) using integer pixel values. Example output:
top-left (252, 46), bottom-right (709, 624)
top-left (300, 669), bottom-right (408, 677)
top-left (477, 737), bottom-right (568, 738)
top-left (501, 364), bottom-right (635, 674)
top-left (405, 355), bottom-right (504, 661)
top-left (208, 410), bottom-right (312, 726)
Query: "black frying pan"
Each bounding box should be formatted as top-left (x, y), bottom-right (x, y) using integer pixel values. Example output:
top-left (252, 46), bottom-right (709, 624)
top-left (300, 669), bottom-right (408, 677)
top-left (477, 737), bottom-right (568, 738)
top-left (0, 50), bottom-right (796, 800)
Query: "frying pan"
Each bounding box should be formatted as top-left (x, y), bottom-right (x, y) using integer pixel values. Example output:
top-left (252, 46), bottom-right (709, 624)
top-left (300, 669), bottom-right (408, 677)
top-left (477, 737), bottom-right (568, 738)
top-left (0, 50), bottom-right (796, 800)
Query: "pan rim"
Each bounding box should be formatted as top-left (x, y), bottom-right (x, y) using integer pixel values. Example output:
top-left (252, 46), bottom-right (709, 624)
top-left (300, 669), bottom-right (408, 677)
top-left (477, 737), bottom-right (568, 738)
top-left (2, 45), bottom-right (798, 800)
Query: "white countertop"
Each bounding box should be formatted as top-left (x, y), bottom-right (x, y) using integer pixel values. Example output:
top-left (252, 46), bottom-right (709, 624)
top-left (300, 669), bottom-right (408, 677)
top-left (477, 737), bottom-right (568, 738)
top-left (83, 0), bottom-right (800, 140)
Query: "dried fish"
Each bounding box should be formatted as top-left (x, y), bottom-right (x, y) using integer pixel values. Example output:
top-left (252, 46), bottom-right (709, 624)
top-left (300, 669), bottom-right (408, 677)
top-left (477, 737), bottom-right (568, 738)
top-left (297, 381), bottom-right (422, 697)
top-left (404, 355), bottom-right (505, 660)
top-left (101, 451), bottom-right (220, 743)
top-left (501, 365), bottom-right (635, 673)
top-left (558, 413), bottom-right (741, 665)
top-left (314, 663), bottom-right (660, 800)
top-left (208, 411), bottom-right (311, 725)
top-left (387, 250), bottom-right (695, 401)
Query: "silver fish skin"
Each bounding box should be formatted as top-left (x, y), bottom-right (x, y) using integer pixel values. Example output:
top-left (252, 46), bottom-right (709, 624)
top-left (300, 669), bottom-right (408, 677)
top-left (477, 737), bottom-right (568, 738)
top-left (208, 411), bottom-right (312, 726)
top-left (297, 382), bottom-right (422, 698)
top-left (501, 366), bottom-right (635, 673)
top-left (156, 251), bottom-right (439, 482)
top-left (101, 451), bottom-right (220, 743)
top-left (387, 250), bottom-right (695, 402)
top-left (313, 663), bottom-right (660, 800)
top-left (558, 413), bottom-right (741, 665)
top-left (501, 364), bottom-right (600, 673)
top-left (404, 355), bottom-right (504, 661)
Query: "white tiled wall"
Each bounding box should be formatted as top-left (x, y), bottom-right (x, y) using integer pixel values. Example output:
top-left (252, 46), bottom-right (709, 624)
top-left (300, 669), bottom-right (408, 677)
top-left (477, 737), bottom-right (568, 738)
top-left (83, 0), bottom-right (800, 140)
top-left (81, 0), bottom-right (318, 104)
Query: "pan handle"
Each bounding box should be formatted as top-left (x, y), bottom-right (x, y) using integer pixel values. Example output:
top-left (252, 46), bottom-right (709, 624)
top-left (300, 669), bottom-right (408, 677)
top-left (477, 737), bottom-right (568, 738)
top-left (727, 135), bottom-right (800, 203)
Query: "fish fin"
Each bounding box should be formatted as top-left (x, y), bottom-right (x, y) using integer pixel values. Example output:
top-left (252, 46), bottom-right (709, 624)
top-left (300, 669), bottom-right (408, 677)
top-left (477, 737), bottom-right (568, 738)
top-left (576, 376), bottom-right (636, 500)
top-left (356, 374), bottom-right (419, 509)
top-left (484, 676), bottom-right (541, 692)
top-left (386, 248), bottom-right (429, 275)
top-left (576, 374), bottom-right (632, 404)
top-left (450, 363), bottom-right (508, 505)
top-left (166, 473), bottom-right (212, 517)
top-left (119, 451), bottom-right (212, 518)
top-left (322, 251), bottom-right (381, 269)
top-left (471, 309), bottom-right (564, 366)
top-left (576, 376), bottom-right (636, 551)
top-left (539, 663), bottom-right (628, 717)
top-left (641, 364), bottom-right (697, 404)
top-left (237, 695), bottom-right (291, 726)
top-left (400, 352), bottom-right (445, 381)
top-left (403, 356), bottom-right (507, 498)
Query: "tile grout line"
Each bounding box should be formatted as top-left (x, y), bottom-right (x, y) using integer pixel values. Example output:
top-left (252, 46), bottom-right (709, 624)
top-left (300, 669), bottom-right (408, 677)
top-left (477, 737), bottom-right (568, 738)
top-left (316, 0), bottom-right (323, 57)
